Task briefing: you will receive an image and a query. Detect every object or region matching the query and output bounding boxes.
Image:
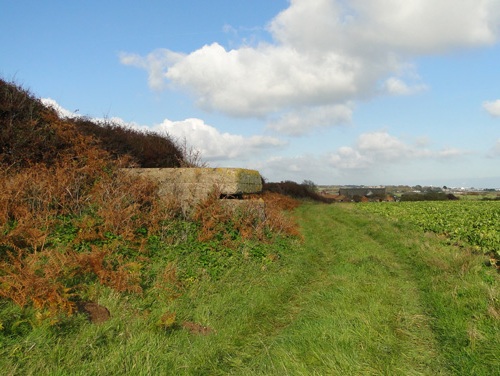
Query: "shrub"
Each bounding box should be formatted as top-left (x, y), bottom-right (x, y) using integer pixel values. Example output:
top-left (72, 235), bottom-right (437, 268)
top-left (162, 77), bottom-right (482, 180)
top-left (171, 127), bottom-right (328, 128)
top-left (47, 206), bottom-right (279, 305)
top-left (400, 192), bottom-right (459, 201)
top-left (0, 78), bottom-right (188, 169)
top-left (0, 77), bottom-right (300, 320)
top-left (263, 180), bottom-right (333, 203)
top-left (0, 80), bottom-right (108, 169)
top-left (72, 118), bottom-right (185, 168)
top-left (191, 189), bottom-right (301, 245)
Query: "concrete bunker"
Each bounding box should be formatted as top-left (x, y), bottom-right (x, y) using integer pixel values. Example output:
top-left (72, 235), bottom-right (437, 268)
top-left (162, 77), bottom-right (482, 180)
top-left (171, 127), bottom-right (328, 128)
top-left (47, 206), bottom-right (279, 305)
top-left (121, 167), bottom-right (264, 212)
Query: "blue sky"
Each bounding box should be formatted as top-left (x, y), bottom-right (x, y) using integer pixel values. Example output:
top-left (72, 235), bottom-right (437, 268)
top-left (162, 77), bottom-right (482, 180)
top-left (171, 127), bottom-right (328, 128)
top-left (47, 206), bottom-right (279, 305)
top-left (2, 0), bottom-right (500, 188)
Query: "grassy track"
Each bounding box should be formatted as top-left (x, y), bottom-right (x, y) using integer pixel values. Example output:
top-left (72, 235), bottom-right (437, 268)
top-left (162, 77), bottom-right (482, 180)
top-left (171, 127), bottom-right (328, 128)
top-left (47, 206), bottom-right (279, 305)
top-left (234, 203), bottom-right (499, 375)
top-left (1, 203), bottom-right (498, 375)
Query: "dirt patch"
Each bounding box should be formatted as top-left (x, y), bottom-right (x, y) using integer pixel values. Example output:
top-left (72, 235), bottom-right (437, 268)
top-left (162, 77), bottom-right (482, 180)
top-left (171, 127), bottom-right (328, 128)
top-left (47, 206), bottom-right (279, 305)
top-left (182, 321), bottom-right (214, 335)
top-left (76, 301), bottom-right (111, 324)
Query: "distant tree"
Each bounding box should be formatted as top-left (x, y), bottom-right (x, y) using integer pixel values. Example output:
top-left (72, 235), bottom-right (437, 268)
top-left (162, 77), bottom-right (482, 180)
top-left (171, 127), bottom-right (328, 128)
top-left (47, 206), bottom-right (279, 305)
top-left (263, 180), bottom-right (333, 203)
top-left (352, 195), bottom-right (363, 203)
top-left (301, 180), bottom-right (317, 193)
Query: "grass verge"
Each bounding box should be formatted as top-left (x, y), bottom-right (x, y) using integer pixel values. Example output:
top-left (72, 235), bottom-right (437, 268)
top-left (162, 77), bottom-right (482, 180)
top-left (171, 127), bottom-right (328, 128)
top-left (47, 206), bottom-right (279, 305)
top-left (1, 203), bottom-right (498, 375)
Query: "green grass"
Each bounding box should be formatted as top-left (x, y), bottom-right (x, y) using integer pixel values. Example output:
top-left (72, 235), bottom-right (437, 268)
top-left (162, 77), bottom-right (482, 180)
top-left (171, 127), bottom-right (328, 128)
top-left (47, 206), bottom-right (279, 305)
top-left (1, 203), bottom-right (498, 375)
top-left (235, 204), bottom-right (498, 375)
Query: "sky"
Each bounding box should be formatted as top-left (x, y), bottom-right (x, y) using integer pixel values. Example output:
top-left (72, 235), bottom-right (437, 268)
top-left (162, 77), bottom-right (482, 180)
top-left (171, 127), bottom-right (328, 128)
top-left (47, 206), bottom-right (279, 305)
top-left (1, 0), bottom-right (500, 188)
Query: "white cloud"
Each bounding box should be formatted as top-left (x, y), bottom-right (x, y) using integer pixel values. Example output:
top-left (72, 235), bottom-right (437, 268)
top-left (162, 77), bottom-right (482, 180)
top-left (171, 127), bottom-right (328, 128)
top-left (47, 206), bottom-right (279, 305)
top-left (254, 131), bottom-right (472, 183)
top-left (120, 0), bottom-right (500, 135)
top-left (483, 99), bottom-right (500, 117)
top-left (383, 77), bottom-right (427, 96)
top-left (437, 148), bottom-right (467, 158)
top-left (328, 131), bottom-right (467, 170)
top-left (40, 98), bottom-right (286, 163)
top-left (328, 146), bottom-right (372, 170)
top-left (160, 42), bottom-right (361, 117)
top-left (254, 154), bottom-right (334, 183)
top-left (152, 118), bottom-right (286, 161)
top-left (267, 103), bottom-right (353, 135)
top-left (119, 49), bottom-right (184, 91)
top-left (269, 0), bottom-right (499, 55)
top-left (41, 98), bottom-right (81, 118)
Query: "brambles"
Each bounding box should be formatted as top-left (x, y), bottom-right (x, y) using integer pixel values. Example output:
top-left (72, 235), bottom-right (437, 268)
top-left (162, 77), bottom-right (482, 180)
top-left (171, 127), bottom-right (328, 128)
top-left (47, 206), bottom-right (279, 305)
top-left (73, 118), bottom-right (184, 168)
top-left (0, 162), bottom-right (298, 320)
top-left (0, 78), bottom-right (188, 170)
top-left (400, 191), bottom-right (459, 201)
top-left (0, 78), bottom-right (300, 325)
top-left (192, 190), bottom-right (300, 244)
top-left (0, 80), bottom-right (108, 169)
top-left (263, 180), bottom-right (333, 203)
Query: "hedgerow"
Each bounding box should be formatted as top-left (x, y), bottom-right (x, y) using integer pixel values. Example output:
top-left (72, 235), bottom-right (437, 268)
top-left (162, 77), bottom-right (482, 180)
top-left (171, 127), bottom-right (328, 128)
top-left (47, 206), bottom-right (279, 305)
top-left (0, 78), bottom-right (299, 323)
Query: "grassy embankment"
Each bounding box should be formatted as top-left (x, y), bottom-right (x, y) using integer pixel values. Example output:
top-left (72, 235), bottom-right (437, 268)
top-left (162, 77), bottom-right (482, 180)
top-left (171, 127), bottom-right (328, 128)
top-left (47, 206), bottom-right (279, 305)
top-left (1, 203), bottom-right (498, 375)
top-left (1, 79), bottom-right (498, 374)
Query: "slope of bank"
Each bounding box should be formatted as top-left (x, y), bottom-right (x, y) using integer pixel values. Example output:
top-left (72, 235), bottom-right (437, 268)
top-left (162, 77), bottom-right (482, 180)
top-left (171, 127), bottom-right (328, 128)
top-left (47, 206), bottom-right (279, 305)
top-left (1, 203), bottom-right (497, 375)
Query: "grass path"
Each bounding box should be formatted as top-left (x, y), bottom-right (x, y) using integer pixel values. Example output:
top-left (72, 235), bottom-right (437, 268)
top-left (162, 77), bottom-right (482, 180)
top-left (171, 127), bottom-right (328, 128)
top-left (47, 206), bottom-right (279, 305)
top-left (1, 203), bottom-right (498, 375)
top-left (234, 203), bottom-right (499, 375)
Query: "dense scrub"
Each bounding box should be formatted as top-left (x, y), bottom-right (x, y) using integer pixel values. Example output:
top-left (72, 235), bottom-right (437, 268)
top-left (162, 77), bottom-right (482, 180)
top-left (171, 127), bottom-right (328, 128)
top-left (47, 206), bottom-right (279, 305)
top-left (0, 79), bottom-right (299, 326)
top-left (1, 80), bottom-right (106, 169)
top-left (0, 79), bottom-right (184, 169)
top-left (263, 180), bottom-right (333, 203)
top-left (73, 118), bottom-right (185, 168)
top-left (401, 191), bottom-right (459, 201)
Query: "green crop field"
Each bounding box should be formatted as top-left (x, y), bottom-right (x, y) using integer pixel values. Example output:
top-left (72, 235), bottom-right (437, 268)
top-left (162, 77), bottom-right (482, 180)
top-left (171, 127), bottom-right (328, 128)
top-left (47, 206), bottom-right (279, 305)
top-left (355, 201), bottom-right (500, 258)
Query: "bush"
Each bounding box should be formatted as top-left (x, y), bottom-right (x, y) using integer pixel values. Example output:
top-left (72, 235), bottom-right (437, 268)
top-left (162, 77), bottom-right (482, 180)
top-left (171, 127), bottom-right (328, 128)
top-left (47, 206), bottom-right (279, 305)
top-left (0, 78), bottom-right (188, 170)
top-left (0, 78), bottom-right (302, 319)
top-left (0, 80), bottom-right (107, 169)
top-left (72, 118), bottom-right (185, 168)
top-left (263, 180), bottom-right (333, 203)
top-left (400, 192), bottom-right (459, 201)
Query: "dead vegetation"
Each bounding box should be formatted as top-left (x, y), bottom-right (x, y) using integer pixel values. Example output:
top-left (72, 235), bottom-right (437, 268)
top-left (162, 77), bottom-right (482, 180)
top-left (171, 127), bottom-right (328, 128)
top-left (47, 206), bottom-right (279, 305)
top-left (0, 78), bottom-right (300, 319)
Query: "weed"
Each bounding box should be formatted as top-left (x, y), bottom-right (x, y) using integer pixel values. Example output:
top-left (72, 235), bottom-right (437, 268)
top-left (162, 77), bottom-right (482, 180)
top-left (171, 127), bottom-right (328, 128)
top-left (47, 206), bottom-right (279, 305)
top-left (0, 78), bottom-right (310, 374)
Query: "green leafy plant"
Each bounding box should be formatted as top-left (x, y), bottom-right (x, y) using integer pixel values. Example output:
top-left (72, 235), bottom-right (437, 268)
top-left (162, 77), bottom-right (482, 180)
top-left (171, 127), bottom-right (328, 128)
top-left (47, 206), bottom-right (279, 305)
top-left (356, 201), bottom-right (500, 260)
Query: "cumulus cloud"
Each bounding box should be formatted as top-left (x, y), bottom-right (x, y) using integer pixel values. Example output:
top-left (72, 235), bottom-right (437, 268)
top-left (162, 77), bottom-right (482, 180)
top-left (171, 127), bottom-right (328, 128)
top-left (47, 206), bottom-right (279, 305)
top-left (253, 131), bottom-right (471, 183)
top-left (120, 0), bottom-right (500, 134)
top-left (254, 154), bottom-right (334, 183)
top-left (41, 98), bottom-right (285, 163)
top-left (152, 118), bottom-right (286, 161)
top-left (119, 49), bottom-right (183, 91)
top-left (270, 0), bottom-right (499, 55)
top-left (159, 43), bottom-right (361, 117)
top-left (382, 77), bottom-right (427, 96)
top-left (483, 99), bottom-right (500, 117)
top-left (328, 131), bottom-right (468, 170)
top-left (267, 103), bottom-right (353, 135)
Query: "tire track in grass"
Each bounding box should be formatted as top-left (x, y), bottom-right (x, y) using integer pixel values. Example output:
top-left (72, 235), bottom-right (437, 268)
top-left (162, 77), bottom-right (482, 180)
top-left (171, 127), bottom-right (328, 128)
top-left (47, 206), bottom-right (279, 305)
top-left (240, 203), bottom-right (450, 375)
top-left (351, 205), bottom-right (500, 375)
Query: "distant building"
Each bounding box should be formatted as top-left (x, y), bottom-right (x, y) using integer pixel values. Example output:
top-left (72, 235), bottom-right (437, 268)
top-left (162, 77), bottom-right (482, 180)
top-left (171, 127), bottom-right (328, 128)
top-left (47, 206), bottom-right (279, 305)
top-left (339, 187), bottom-right (386, 199)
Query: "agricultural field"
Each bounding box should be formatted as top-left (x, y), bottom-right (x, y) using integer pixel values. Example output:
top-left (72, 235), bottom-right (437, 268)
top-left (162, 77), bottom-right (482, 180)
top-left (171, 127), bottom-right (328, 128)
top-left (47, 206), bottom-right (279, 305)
top-left (355, 200), bottom-right (500, 260)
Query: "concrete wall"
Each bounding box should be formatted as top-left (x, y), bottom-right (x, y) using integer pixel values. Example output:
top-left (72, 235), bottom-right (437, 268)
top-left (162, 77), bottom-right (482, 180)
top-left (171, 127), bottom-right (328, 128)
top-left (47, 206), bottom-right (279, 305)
top-left (121, 167), bottom-right (263, 207)
top-left (339, 187), bottom-right (386, 199)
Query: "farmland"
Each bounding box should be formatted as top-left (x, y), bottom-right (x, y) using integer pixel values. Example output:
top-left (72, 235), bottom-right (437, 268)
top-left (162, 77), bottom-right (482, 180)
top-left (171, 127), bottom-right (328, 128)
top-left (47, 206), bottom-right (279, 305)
top-left (355, 200), bottom-right (500, 259)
